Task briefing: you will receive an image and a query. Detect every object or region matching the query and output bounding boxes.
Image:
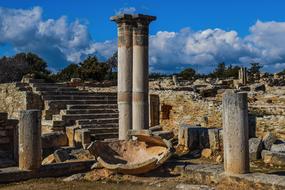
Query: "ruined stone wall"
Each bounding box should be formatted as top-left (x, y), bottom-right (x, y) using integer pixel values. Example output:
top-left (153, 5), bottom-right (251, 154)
top-left (150, 90), bottom-right (223, 135)
top-left (0, 83), bottom-right (42, 119)
top-left (0, 112), bottom-right (18, 163)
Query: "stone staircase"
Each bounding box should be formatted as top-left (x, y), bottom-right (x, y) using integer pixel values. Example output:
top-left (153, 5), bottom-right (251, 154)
top-left (24, 79), bottom-right (119, 141)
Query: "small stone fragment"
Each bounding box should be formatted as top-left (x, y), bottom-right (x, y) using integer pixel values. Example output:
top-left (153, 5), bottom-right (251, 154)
top-left (42, 154), bottom-right (56, 165)
top-left (63, 173), bottom-right (85, 182)
top-left (216, 155), bottom-right (223, 163)
top-left (201, 148), bottom-right (212, 158)
top-left (262, 150), bottom-right (285, 166)
top-left (263, 132), bottom-right (276, 150)
top-left (249, 138), bottom-right (263, 161)
top-left (271, 143), bottom-right (285, 153)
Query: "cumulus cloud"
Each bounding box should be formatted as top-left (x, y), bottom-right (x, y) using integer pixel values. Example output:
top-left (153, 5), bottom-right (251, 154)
top-left (149, 21), bottom-right (285, 73)
top-left (0, 6), bottom-right (114, 70)
top-left (2, 6), bottom-right (285, 73)
top-left (115, 7), bottom-right (136, 15)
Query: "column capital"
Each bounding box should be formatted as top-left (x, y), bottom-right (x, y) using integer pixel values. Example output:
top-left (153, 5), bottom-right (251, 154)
top-left (110, 14), bottom-right (134, 25)
top-left (132, 14), bottom-right (156, 25)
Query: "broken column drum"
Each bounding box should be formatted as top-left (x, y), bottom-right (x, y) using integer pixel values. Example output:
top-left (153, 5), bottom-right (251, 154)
top-left (239, 67), bottom-right (247, 85)
top-left (223, 91), bottom-right (249, 174)
top-left (132, 14), bottom-right (156, 131)
top-left (111, 15), bottom-right (133, 140)
top-left (19, 110), bottom-right (42, 171)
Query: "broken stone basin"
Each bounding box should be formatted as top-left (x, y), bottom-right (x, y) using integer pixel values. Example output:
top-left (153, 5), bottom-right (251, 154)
top-left (88, 135), bottom-right (172, 175)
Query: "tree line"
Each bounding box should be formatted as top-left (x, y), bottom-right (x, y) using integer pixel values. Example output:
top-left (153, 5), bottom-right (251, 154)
top-left (0, 52), bottom-right (268, 83)
top-left (0, 52), bottom-right (117, 83)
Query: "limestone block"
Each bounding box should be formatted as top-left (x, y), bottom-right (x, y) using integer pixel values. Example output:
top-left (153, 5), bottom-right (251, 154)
top-left (249, 138), bottom-right (263, 161)
top-left (262, 150), bottom-right (285, 166)
top-left (66, 126), bottom-right (79, 147)
top-left (54, 149), bottom-right (70, 163)
top-left (42, 154), bottom-right (56, 165)
top-left (251, 83), bottom-right (265, 92)
top-left (201, 148), bottom-right (212, 158)
top-left (41, 131), bottom-right (68, 149)
top-left (178, 125), bottom-right (223, 151)
top-left (208, 128), bottom-right (223, 151)
top-left (271, 143), bottom-right (285, 153)
top-left (263, 132), bottom-right (276, 150)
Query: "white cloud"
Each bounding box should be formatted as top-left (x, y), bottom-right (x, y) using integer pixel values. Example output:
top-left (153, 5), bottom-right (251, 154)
top-left (149, 21), bottom-right (285, 73)
top-left (0, 6), bottom-right (114, 70)
top-left (115, 7), bottom-right (136, 15)
top-left (2, 7), bottom-right (285, 73)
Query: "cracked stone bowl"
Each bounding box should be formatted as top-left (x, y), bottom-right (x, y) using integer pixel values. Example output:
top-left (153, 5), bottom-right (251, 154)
top-left (88, 134), bottom-right (172, 174)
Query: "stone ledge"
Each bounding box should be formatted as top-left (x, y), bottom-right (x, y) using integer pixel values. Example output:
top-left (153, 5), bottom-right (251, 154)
top-left (0, 160), bottom-right (95, 183)
top-left (182, 163), bottom-right (285, 189)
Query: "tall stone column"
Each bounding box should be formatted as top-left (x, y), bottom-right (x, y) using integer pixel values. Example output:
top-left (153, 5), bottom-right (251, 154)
top-left (111, 14), bottom-right (133, 140)
top-left (223, 90), bottom-right (249, 174)
top-left (19, 110), bottom-right (42, 171)
top-left (132, 14), bottom-right (156, 131)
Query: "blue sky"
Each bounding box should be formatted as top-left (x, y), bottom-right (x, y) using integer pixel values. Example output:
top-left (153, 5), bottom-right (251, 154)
top-left (1, 0), bottom-right (285, 73)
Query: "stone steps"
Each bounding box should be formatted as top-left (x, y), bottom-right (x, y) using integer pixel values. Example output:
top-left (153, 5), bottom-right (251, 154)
top-left (39, 91), bottom-right (91, 96)
top-left (61, 113), bottom-right (118, 121)
top-left (62, 109), bottom-right (118, 115)
top-left (43, 95), bottom-right (117, 101)
top-left (53, 113), bottom-right (118, 126)
top-left (30, 83), bottom-right (66, 88)
top-left (67, 104), bottom-right (117, 110)
top-left (28, 81), bottom-right (120, 141)
top-left (90, 132), bottom-right (118, 141)
top-left (34, 86), bottom-right (79, 92)
top-left (44, 100), bottom-right (117, 119)
top-left (78, 123), bottom-right (118, 129)
top-left (84, 127), bottom-right (118, 133)
top-left (76, 118), bottom-right (119, 125)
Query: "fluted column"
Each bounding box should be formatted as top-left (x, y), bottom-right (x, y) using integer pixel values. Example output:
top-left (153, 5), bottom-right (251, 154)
top-left (132, 14), bottom-right (156, 131)
top-left (111, 14), bottom-right (133, 140)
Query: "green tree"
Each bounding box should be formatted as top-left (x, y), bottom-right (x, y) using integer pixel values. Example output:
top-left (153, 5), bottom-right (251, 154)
top-left (249, 63), bottom-right (263, 76)
top-left (0, 52), bottom-right (50, 83)
top-left (55, 64), bottom-right (80, 82)
top-left (105, 52), bottom-right (118, 80)
top-left (79, 56), bottom-right (109, 81)
top-left (212, 62), bottom-right (226, 78)
top-left (178, 67), bottom-right (196, 80)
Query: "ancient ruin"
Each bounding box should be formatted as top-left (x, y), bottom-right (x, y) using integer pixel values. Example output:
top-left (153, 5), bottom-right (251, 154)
top-left (0, 10), bottom-right (285, 190)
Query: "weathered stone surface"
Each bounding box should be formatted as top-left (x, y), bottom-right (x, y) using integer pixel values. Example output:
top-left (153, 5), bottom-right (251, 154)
top-left (201, 148), bottom-right (212, 158)
top-left (19, 110), bottom-right (42, 171)
top-left (178, 125), bottom-right (223, 151)
top-left (41, 131), bottom-right (68, 149)
top-left (262, 132), bottom-right (276, 150)
top-left (42, 154), bottom-right (56, 165)
top-left (176, 184), bottom-right (215, 190)
top-left (251, 83), bottom-right (266, 92)
top-left (249, 138), bottom-right (263, 161)
top-left (262, 150), bottom-right (285, 166)
top-left (223, 91), bottom-right (249, 174)
top-left (63, 173), bottom-right (85, 182)
top-left (54, 149), bottom-right (70, 162)
top-left (0, 83), bottom-right (42, 119)
top-left (271, 143), bottom-right (285, 153)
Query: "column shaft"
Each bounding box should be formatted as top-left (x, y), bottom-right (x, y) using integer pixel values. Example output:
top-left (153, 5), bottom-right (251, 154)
top-left (19, 110), bottom-right (42, 171)
top-left (223, 90), bottom-right (249, 174)
top-left (132, 16), bottom-right (155, 131)
top-left (111, 15), bottom-right (133, 140)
